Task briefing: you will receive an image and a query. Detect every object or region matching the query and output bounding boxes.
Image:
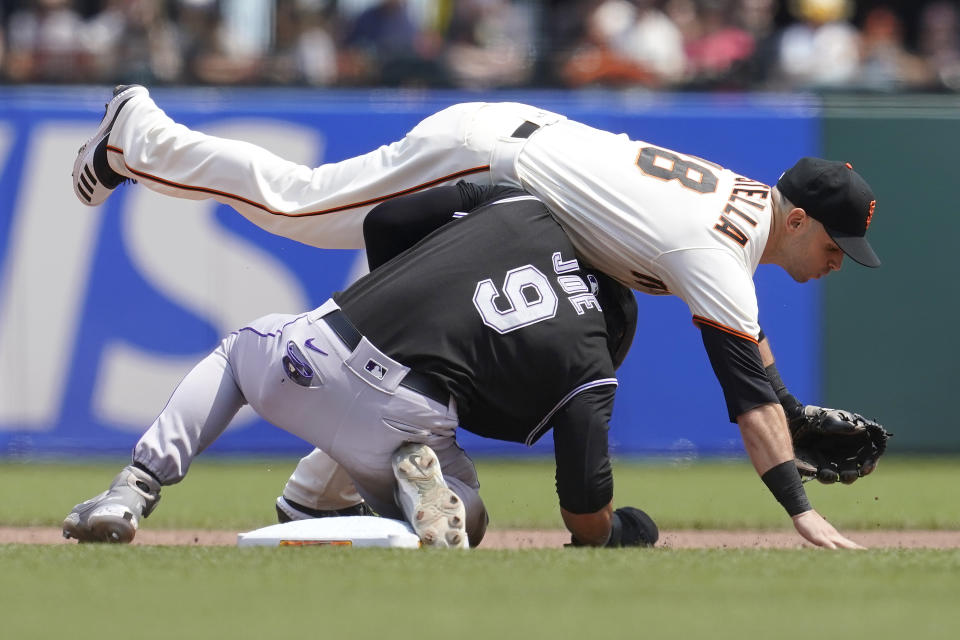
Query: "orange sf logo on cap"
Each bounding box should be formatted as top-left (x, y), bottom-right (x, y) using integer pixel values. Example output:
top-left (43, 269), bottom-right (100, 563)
top-left (866, 200), bottom-right (876, 229)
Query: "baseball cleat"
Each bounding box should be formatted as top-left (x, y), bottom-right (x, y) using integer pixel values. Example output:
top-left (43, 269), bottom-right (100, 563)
top-left (275, 495), bottom-right (375, 523)
top-left (392, 443), bottom-right (468, 549)
top-left (62, 465), bottom-right (161, 543)
top-left (72, 84), bottom-right (147, 206)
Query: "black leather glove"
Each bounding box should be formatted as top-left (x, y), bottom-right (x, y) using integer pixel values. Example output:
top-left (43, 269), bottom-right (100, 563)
top-left (788, 405), bottom-right (892, 484)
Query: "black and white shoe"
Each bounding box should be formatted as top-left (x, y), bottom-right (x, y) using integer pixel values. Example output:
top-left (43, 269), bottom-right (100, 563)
top-left (72, 84), bottom-right (147, 206)
top-left (275, 495), bottom-right (375, 523)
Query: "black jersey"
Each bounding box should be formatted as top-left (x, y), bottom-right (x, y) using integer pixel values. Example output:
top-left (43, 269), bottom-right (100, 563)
top-left (335, 186), bottom-right (617, 445)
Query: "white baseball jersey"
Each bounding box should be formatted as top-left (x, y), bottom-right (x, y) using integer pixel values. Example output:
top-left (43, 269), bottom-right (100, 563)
top-left (516, 119), bottom-right (772, 342)
top-left (108, 96), bottom-right (771, 341)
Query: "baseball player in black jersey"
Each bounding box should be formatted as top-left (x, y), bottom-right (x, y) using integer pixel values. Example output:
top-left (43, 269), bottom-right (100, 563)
top-left (63, 183), bottom-right (655, 549)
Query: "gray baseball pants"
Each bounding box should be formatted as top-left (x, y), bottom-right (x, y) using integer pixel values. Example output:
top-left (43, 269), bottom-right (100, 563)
top-left (132, 299), bottom-right (486, 538)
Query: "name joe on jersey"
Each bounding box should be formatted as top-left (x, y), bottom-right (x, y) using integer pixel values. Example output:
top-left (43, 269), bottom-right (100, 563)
top-left (472, 251), bottom-right (600, 334)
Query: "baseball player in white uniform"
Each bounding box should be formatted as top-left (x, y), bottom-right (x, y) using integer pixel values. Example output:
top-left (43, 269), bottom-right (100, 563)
top-left (73, 85), bottom-right (882, 549)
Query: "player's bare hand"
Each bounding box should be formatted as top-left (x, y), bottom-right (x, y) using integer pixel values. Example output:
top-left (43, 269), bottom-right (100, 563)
top-left (792, 510), bottom-right (865, 550)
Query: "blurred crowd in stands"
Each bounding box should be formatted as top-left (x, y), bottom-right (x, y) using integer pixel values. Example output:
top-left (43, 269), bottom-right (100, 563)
top-left (1, 0), bottom-right (958, 92)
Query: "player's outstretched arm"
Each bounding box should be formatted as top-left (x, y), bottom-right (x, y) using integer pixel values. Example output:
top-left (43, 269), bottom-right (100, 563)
top-left (362, 182), bottom-right (513, 270)
top-left (737, 403), bottom-right (865, 550)
top-left (362, 185), bottom-right (467, 269)
top-left (553, 387), bottom-right (657, 548)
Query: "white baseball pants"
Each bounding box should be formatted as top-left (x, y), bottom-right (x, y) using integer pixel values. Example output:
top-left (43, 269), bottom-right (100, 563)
top-left (132, 299), bottom-right (485, 537)
top-left (282, 448), bottom-right (365, 511)
top-left (107, 91), bottom-right (565, 249)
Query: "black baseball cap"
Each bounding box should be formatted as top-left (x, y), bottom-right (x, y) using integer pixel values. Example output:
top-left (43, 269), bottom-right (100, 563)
top-left (776, 157), bottom-right (880, 267)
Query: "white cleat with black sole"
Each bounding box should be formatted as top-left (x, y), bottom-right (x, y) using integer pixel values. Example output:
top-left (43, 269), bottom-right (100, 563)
top-left (72, 84), bottom-right (148, 206)
top-left (392, 443), bottom-right (468, 549)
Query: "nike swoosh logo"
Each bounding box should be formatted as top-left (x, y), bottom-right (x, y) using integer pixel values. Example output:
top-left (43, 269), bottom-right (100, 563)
top-left (304, 338), bottom-right (328, 356)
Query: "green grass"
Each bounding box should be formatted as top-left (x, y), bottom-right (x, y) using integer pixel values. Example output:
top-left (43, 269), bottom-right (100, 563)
top-left (2, 545), bottom-right (958, 640)
top-left (1, 455), bottom-right (957, 530)
top-left (1, 456), bottom-right (958, 640)
top-left (480, 455), bottom-right (960, 530)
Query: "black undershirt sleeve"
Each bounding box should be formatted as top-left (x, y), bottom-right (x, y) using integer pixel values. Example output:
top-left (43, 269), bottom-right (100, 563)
top-left (362, 182), bottom-right (494, 270)
top-left (552, 385), bottom-right (616, 514)
top-left (699, 324), bottom-right (779, 422)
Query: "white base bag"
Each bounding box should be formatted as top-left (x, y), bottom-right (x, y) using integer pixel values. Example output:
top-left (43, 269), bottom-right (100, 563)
top-left (237, 516), bottom-right (421, 548)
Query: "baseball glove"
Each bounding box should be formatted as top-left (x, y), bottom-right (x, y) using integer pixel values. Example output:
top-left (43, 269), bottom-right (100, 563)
top-left (788, 405), bottom-right (892, 484)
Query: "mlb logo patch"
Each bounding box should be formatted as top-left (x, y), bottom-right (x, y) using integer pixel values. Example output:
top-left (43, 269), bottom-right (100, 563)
top-left (587, 274), bottom-right (599, 295)
top-left (365, 359), bottom-right (387, 380)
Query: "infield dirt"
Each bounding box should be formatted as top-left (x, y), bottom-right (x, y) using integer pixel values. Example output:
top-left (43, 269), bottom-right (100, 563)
top-left (3, 527), bottom-right (959, 549)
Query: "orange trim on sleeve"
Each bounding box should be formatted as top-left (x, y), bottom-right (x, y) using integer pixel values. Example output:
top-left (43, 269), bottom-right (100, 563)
top-left (691, 315), bottom-right (758, 344)
top-left (106, 145), bottom-right (490, 217)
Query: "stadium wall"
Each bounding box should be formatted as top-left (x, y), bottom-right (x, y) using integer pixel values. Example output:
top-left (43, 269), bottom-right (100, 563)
top-left (821, 95), bottom-right (960, 452)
